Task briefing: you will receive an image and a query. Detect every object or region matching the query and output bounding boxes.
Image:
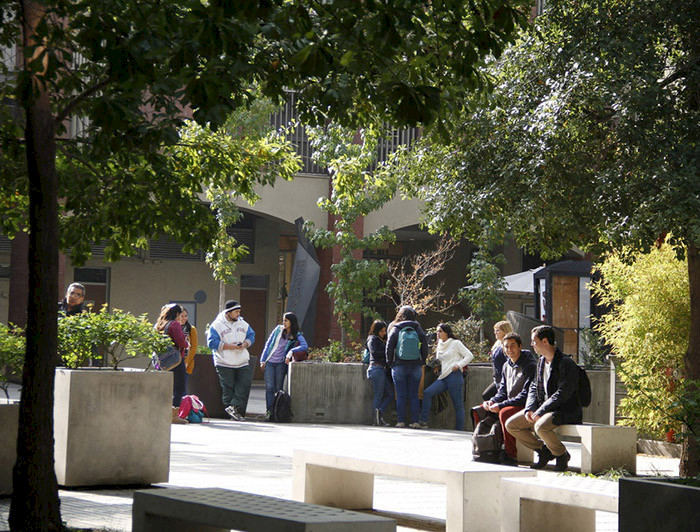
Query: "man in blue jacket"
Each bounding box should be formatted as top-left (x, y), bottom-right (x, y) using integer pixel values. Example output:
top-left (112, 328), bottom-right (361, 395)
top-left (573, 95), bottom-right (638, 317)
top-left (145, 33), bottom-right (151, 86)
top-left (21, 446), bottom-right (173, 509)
top-left (505, 325), bottom-right (582, 471)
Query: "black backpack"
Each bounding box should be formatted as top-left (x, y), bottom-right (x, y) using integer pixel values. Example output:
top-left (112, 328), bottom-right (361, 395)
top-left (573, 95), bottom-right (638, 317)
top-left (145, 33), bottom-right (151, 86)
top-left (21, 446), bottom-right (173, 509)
top-left (271, 390), bottom-right (293, 423)
top-left (576, 364), bottom-right (592, 407)
top-left (472, 413), bottom-right (503, 463)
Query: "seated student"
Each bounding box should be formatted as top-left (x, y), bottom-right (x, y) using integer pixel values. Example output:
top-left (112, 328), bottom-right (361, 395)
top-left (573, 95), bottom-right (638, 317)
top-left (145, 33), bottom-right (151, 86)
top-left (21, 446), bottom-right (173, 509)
top-left (505, 326), bottom-right (582, 471)
top-left (474, 332), bottom-right (536, 465)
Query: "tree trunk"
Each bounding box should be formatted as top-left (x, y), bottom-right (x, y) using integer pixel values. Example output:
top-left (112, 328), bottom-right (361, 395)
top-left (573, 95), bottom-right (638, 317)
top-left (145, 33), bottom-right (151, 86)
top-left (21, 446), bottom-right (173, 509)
top-left (680, 243), bottom-right (700, 477)
top-left (9, 2), bottom-right (63, 530)
top-left (8, 231), bottom-right (29, 328)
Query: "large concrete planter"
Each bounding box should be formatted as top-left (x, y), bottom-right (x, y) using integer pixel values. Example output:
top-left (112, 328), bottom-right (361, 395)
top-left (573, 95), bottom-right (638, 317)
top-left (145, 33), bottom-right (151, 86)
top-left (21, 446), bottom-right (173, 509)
top-left (619, 477), bottom-right (700, 531)
top-left (0, 403), bottom-right (19, 495)
top-left (53, 368), bottom-right (172, 487)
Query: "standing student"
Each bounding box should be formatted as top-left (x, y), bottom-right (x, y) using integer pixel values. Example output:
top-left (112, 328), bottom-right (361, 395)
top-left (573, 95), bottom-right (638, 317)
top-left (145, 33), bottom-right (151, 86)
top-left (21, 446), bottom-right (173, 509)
top-left (386, 306), bottom-right (428, 429)
top-left (482, 320), bottom-right (513, 401)
top-left (155, 304), bottom-right (188, 423)
top-left (260, 312), bottom-right (308, 420)
top-left (179, 308), bottom-right (198, 390)
top-left (365, 320), bottom-right (392, 426)
top-left (207, 300), bottom-right (255, 422)
top-left (419, 323), bottom-right (473, 430)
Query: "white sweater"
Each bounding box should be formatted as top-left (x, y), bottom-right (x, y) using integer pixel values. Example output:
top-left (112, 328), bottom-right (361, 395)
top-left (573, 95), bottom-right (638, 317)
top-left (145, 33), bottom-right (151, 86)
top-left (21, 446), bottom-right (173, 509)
top-left (435, 338), bottom-right (474, 380)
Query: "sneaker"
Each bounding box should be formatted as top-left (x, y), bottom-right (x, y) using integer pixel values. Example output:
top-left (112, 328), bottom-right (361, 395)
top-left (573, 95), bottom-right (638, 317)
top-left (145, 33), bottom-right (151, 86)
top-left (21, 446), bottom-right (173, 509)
top-left (553, 451), bottom-right (571, 472)
top-left (265, 410), bottom-right (272, 422)
top-left (395, 422), bottom-right (406, 428)
top-left (418, 421), bottom-right (429, 429)
top-left (226, 406), bottom-right (242, 421)
top-left (530, 446), bottom-right (554, 469)
top-left (409, 422), bottom-right (422, 429)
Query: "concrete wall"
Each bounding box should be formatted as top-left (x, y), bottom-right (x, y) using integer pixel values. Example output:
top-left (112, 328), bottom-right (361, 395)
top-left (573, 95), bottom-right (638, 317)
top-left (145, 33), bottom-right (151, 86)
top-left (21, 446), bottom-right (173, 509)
top-left (54, 368), bottom-right (172, 487)
top-left (288, 362), bottom-right (614, 427)
top-left (0, 403), bottom-right (19, 495)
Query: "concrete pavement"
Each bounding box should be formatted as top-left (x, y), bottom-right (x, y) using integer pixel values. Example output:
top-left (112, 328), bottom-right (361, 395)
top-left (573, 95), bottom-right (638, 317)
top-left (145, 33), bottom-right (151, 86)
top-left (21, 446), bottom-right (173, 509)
top-left (0, 383), bottom-right (679, 531)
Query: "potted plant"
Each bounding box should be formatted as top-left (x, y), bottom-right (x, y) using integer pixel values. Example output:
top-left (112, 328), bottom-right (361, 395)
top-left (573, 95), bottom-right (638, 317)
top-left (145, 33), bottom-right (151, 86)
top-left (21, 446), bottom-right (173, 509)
top-left (0, 322), bottom-right (24, 495)
top-left (53, 306), bottom-right (173, 487)
top-left (619, 476), bottom-right (700, 530)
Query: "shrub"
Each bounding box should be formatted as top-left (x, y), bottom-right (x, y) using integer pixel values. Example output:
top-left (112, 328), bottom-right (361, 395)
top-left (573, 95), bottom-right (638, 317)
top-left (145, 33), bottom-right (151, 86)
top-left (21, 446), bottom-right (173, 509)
top-left (591, 241), bottom-right (689, 439)
top-left (0, 322), bottom-right (25, 400)
top-left (308, 340), bottom-right (362, 362)
top-left (58, 306), bottom-right (171, 369)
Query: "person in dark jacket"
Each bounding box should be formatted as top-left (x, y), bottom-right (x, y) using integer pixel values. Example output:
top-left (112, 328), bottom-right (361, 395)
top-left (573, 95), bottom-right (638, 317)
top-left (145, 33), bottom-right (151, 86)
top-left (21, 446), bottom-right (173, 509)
top-left (482, 320), bottom-right (513, 400)
top-left (58, 283), bottom-right (86, 317)
top-left (475, 332), bottom-right (537, 465)
top-left (505, 325), bottom-right (582, 471)
top-left (386, 306), bottom-right (428, 429)
top-left (365, 320), bottom-right (392, 426)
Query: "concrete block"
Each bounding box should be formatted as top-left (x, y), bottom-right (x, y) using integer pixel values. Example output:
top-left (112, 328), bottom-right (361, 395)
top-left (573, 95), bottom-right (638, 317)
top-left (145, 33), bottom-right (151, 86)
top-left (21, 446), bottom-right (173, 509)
top-left (133, 487), bottom-right (396, 532)
top-left (0, 403), bottom-right (19, 495)
top-left (54, 368), bottom-right (172, 487)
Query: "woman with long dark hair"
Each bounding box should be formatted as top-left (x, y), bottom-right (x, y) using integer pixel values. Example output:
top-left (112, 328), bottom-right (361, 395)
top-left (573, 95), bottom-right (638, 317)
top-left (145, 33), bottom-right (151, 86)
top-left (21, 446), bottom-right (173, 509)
top-left (155, 304), bottom-right (188, 421)
top-left (260, 312), bottom-right (308, 420)
top-left (179, 308), bottom-right (198, 389)
top-left (366, 319), bottom-right (392, 426)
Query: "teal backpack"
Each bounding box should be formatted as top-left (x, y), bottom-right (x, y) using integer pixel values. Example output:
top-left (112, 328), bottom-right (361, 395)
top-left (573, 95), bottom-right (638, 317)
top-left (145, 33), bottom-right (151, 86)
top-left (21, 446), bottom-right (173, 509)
top-left (396, 326), bottom-right (421, 361)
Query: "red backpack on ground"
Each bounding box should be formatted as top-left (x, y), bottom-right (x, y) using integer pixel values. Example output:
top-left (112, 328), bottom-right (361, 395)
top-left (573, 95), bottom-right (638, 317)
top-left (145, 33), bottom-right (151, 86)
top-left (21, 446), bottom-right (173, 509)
top-left (178, 395), bottom-right (209, 423)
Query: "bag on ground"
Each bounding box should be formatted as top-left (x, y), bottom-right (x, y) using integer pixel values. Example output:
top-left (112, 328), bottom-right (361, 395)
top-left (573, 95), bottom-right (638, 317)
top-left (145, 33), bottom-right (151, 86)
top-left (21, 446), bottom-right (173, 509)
top-left (270, 390), bottom-right (293, 423)
top-left (396, 326), bottom-right (421, 361)
top-left (472, 412), bottom-right (503, 463)
top-left (178, 394), bottom-right (208, 423)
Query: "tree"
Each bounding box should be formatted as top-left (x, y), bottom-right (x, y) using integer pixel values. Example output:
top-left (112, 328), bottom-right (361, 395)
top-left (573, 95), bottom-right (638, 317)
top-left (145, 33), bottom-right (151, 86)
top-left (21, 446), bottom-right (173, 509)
top-left (397, 0), bottom-right (700, 475)
top-left (383, 235), bottom-right (459, 315)
top-left (0, 1), bottom-right (528, 528)
top-left (306, 123), bottom-right (396, 344)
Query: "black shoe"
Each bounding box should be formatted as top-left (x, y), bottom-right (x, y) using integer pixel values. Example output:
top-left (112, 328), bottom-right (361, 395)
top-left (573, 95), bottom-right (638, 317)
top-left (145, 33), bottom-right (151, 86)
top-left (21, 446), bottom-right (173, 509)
top-left (530, 446), bottom-right (554, 469)
top-left (553, 451), bottom-right (571, 472)
top-left (501, 455), bottom-right (519, 467)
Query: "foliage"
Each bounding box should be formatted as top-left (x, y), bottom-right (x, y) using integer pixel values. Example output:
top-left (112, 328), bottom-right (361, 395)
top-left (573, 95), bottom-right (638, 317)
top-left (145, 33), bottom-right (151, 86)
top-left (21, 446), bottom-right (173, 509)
top-left (591, 241), bottom-right (689, 440)
top-left (306, 124), bottom-right (397, 342)
top-left (462, 249), bottom-right (507, 324)
top-left (579, 327), bottom-right (610, 368)
top-left (57, 307), bottom-right (171, 370)
top-left (427, 317), bottom-right (489, 362)
top-left (0, 323), bottom-right (25, 400)
top-left (384, 235), bottom-right (459, 315)
top-left (308, 340), bottom-right (362, 363)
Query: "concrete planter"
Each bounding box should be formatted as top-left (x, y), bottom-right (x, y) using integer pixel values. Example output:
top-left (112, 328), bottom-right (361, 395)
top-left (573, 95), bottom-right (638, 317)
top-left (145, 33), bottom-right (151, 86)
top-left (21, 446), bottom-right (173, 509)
top-left (0, 403), bottom-right (19, 495)
top-left (53, 368), bottom-right (172, 487)
top-left (619, 477), bottom-right (700, 531)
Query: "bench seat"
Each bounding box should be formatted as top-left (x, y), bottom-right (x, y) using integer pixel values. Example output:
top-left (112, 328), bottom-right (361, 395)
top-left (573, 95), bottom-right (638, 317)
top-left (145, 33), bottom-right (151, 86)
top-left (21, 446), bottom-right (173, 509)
top-left (292, 448), bottom-right (536, 532)
top-left (501, 475), bottom-right (618, 532)
top-left (132, 487), bottom-right (396, 532)
top-left (516, 422), bottom-right (637, 474)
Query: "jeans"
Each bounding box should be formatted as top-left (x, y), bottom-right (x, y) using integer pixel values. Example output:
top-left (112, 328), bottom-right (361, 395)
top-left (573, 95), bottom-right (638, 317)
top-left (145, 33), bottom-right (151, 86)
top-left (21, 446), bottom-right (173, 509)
top-left (367, 366), bottom-right (393, 414)
top-left (420, 370), bottom-right (465, 430)
top-left (215, 364), bottom-right (253, 415)
top-left (264, 361), bottom-right (288, 411)
top-left (170, 359), bottom-right (187, 407)
top-left (391, 364), bottom-right (422, 423)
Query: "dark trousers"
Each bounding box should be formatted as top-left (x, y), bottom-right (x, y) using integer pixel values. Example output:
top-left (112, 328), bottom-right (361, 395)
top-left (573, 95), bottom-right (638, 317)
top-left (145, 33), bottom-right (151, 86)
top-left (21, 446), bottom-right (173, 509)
top-left (215, 364), bottom-right (253, 414)
top-left (170, 360), bottom-right (187, 407)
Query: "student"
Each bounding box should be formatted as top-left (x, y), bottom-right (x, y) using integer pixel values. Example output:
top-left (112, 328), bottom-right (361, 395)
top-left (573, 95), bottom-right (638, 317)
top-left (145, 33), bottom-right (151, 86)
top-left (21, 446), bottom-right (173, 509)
top-left (260, 312), bottom-right (308, 420)
top-left (419, 323), bottom-right (473, 430)
top-left (365, 320), bottom-right (392, 426)
top-left (386, 306), bottom-right (428, 429)
top-left (154, 303), bottom-right (188, 423)
top-left (179, 308), bottom-right (198, 389)
top-left (482, 320), bottom-right (513, 401)
top-left (505, 326), bottom-right (582, 471)
top-left (207, 300), bottom-right (255, 422)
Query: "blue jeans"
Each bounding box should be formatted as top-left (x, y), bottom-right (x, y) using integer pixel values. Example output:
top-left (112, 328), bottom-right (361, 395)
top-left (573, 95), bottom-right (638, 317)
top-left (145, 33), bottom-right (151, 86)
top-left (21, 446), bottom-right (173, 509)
top-left (264, 361), bottom-right (288, 411)
top-left (391, 365), bottom-right (422, 423)
top-left (367, 366), bottom-right (393, 414)
top-left (420, 370), bottom-right (465, 430)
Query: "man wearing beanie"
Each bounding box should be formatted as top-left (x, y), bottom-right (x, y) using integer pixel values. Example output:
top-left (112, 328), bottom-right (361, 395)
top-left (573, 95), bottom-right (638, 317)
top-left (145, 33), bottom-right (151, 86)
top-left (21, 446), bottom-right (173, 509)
top-left (207, 300), bottom-right (256, 421)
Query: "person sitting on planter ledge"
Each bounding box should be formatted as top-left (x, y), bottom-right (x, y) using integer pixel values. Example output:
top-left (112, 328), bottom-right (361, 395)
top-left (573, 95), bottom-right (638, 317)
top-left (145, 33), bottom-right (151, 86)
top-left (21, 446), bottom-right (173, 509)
top-left (207, 300), bottom-right (255, 422)
top-left (472, 332), bottom-right (537, 465)
top-left (505, 325), bottom-right (582, 471)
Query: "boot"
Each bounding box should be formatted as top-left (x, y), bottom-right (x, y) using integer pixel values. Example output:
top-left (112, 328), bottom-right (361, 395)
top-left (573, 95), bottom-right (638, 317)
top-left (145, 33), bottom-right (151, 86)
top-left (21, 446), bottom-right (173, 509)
top-left (553, 451), bottom-right (571, 472)
top-left (530, 446), bottom-right (554, 469)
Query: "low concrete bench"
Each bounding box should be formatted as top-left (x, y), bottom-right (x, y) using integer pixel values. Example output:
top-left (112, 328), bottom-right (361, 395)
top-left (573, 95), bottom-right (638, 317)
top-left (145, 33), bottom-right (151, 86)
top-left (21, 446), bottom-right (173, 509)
top-left (501, 475), bottom-right (618, 532)
top-left (132, 487), bottom-right (396, 532)
top-left (292, 449), bottom-right (536, 532)
top-left (516, 423), bottom-right (637, 474)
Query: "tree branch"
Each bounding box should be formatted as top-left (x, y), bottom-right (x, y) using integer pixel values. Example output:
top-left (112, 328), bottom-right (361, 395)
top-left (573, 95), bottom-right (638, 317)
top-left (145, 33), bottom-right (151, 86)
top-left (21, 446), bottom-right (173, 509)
top-left (55, 77), bottom-right (111, 125)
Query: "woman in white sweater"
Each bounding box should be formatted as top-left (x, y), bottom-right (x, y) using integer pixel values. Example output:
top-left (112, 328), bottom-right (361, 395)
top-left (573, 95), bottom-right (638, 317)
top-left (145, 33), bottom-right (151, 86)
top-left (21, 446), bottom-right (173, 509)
top-left (419, 323), bottom-right (474, 430)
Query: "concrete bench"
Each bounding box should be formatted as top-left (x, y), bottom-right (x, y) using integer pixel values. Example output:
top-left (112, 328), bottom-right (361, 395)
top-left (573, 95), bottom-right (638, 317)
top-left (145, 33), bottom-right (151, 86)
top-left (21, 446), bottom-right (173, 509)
top-left (501, 475), bottom-right (618, 532)
top-left (132, 487), bottom-right (396, 532)
top-left (292, 449), bottom-right (536, 532)
top-left (516, 423), bottom-right (637, 474)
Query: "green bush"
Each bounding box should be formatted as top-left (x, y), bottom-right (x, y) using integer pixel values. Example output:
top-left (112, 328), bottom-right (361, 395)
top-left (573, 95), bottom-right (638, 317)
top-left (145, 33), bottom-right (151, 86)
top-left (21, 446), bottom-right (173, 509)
top-left (591, 241), bottom-right (689, 439)
top-left (58, 306), bottom-right (171, 369)
top-left (0, 322), bottom-right (25, 400)
top-left (309, 340), bottom-right (362, 362)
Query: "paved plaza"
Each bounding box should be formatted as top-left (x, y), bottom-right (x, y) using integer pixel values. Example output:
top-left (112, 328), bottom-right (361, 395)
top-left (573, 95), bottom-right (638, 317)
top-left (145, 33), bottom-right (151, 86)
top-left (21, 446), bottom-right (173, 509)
top-left (0, 384), bottom-right (679, 531)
